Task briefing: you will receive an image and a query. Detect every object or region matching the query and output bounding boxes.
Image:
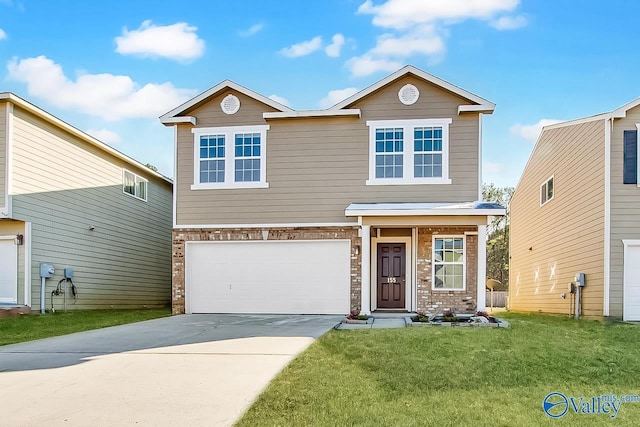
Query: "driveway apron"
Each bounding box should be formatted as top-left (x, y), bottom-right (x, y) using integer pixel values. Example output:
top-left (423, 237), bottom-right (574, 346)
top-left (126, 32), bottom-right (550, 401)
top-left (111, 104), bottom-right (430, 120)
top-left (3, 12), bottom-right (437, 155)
top-left (0, 314), bottom-right (341, 427)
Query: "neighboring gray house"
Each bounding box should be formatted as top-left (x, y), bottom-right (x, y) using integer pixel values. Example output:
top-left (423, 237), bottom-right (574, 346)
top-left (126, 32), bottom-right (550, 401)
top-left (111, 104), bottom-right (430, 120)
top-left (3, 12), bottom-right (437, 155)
top-left (510, 97), bottom-right (640, 320)
top-left (161, 65), bottom-right (504, 315)
top-left (0, 93), bottom-right (172, 311)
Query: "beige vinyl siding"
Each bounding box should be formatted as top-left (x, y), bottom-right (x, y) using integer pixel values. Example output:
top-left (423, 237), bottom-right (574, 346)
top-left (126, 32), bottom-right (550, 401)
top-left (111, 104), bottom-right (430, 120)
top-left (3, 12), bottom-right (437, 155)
top-left (0, 102), bottom-right (6, 210)
top-left (10, 105), bottom-right (172, 309)
top-left (176, 75), bottom-right (480, 225)
top-left (509, 119), bottom-right (605, 317)
top-left (609, 105), bottom-right (640, 317)
top-left (0, 220), bottom-right (25, 304)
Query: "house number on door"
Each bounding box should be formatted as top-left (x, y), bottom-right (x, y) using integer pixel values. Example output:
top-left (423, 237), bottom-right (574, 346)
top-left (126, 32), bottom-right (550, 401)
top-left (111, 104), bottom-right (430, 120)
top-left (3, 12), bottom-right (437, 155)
top-left (387, 277), bottom-right (397, 283)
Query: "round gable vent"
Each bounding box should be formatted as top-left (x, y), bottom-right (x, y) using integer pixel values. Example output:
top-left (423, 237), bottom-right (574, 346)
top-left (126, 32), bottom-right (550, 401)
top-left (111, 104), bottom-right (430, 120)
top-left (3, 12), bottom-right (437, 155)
top-left (221, 94), bottom-right (241, 115)
top-left (398, 84), bottom-right (419, 105)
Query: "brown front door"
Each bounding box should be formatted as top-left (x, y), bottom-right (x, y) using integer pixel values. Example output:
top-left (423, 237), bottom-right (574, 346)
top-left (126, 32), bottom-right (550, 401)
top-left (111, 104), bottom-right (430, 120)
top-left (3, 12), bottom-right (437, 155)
top-left (377, 243), bottom-right (406, 309)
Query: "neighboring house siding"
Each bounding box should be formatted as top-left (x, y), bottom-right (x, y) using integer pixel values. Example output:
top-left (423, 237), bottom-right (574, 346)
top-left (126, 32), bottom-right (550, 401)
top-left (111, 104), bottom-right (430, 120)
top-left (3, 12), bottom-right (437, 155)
top-left (0, 102), bottom-right (6, 210)
top-left (10, 105), bottom-right (172, 309)
top-left (510, 120), bottom-right (605, 316)
top-left (175, 76), bottom-right (480, 226)
top-left (610, 105), bottom-right (640, 317)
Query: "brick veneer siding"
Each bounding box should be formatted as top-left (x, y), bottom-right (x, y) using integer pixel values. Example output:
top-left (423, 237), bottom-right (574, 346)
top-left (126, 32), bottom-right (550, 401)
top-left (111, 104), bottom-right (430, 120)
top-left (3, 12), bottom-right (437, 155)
top-left (172, 227), bottom-right (361, 315)
top-left (416, 226), bottom-right (478, 315)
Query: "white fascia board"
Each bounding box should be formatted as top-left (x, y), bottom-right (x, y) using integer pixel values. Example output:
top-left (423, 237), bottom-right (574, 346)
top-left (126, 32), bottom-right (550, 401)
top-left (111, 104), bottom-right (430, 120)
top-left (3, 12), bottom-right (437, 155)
top-left (458, 104), bottom-right (495, 114)
top-left (263, 109), bottom-right (361, 119)
top-left (174, 222), bottom-right (358, 229)
top-left (544, 113), bottom-right (610, 131)
top-left (330, 65), bottom-right (495, 111)
top-left (161, 116), bottom-right (196, 125)
top-left (0, 93), bottom-right (172, 185)
top-left (611, 97), bottom-right (640, 118)
top-left (159, 80), bottom-right (293, 124)
top-left (345, 208), bottom-right (506, 217)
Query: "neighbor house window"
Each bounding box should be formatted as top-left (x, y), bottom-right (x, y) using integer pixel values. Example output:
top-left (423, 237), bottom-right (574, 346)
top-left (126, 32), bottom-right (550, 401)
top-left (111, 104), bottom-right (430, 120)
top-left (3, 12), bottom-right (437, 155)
top-left (540, 176), bottom-right (554, 206)
top-left (366, 119), bottom-right (452, 185)
top-left (432, 236), bottom-right (465, 290)
top-left (192, 125), bottom-right (269, 189)
top-left (123, 170), bottom-right (148, 201)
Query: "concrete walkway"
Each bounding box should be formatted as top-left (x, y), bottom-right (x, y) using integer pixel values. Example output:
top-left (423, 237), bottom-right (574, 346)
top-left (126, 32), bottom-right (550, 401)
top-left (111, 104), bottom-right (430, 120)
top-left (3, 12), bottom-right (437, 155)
top-left (0, 314), bottom-right (341, 426)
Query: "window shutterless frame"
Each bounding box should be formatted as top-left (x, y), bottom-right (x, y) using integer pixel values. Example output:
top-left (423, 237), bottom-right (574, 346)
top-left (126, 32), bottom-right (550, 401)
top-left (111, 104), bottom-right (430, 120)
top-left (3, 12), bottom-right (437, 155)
top-left (540, 175), bottom-right (554, 206)
top-left (191, 125), bottom-right (269, 190)
top-left (365, 119), bottom-right (452, 185)
top-left (432, 235), bottom-right (466, 291)
top-left (122, 169), bottom-right (148, 202)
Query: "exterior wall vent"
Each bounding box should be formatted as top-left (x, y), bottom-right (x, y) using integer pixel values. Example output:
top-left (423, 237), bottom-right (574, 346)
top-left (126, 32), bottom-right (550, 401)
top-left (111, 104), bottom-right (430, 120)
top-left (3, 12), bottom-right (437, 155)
top-left (221, 94), bottom-right (241, 115)
top-left (398, 84), bottom-right (419, 105)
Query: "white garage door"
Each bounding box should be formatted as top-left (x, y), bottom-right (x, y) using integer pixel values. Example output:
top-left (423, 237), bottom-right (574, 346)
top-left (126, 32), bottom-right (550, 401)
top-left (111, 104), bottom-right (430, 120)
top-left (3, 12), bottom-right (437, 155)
top-left (0, 238), bottom-right (18, 304)
top-left (186, 240), bottom-right (351, 314)
top-left (624, 242), bottom-right (640, 321)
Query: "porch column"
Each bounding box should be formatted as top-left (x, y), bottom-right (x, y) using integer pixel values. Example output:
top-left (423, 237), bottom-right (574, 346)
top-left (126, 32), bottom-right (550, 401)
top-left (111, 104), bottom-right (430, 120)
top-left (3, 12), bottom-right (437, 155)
top-left (477, 224), bottom-right (487, 311)
top-left (360, 224), bottom-right (371, 314)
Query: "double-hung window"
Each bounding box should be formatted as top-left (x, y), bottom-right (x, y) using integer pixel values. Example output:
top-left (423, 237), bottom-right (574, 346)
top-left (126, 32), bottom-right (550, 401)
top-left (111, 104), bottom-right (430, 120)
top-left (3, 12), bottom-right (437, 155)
top-left (366, 119), bottom-right (452, 185)
top-left (192, 125), bottom-right (269, 189)
top-left (432, 236), bottom-right (465, 290)
top-left (540, 176), bottom-right (554, 206)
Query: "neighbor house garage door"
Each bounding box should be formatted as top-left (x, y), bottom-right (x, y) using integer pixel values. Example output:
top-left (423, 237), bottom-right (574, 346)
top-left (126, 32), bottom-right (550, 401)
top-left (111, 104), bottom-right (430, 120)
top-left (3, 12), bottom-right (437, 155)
top-left (623, 241), bottom-right (640, 321)
top-left (186, 240), bottom-right (351, 314)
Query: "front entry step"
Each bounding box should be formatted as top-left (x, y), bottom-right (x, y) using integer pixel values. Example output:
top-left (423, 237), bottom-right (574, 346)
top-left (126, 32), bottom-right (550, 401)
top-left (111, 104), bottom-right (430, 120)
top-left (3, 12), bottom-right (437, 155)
top-left (336, 316), bottom-right (408, 330)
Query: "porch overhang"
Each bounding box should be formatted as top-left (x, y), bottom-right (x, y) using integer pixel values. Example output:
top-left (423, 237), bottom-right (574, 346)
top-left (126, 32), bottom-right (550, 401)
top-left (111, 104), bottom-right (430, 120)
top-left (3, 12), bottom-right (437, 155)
top-left (345, 202), bottom-right (506, 218)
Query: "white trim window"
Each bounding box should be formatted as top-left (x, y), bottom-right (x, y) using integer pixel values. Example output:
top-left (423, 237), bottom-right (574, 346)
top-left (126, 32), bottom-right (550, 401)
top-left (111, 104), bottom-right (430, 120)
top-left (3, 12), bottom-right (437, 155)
top-left (123, 169), bottom-right (148, 201)
top-left (192, 125), bottom-right (269, 189)
top-left (366, 119), bottom-right (452, 185)
top-left (540, 176), bottom-right (554, 206)
top-left (432, 236), bottom-right (465, 290)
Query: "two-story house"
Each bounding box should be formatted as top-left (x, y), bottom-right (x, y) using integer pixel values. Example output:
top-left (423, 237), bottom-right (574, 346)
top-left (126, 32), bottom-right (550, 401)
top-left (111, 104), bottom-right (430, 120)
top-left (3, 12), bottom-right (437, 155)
top-left (510, 97), bottom-right (640, 321)
top-left (161, 65), bottom-right (503, 315)
top-left (0, 93), bottom-right (172, 312)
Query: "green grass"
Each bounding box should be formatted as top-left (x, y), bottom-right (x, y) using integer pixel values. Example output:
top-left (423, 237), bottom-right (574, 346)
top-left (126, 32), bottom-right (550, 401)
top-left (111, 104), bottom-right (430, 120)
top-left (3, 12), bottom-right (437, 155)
top-left (0, 308), bottom-right (170, 346)
top-left (237, 313), bottom-right (640, 426)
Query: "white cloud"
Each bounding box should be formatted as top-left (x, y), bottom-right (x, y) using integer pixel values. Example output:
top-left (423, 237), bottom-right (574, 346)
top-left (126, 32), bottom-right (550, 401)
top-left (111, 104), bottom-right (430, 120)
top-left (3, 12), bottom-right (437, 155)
top-left (86, 128), bottom-right (122, 145)
top-left (346, 55), bottom-right (403, 77)
top-left (268, 94), bottom-right (290, 107)
top-left (325, 34), bottom-right (346, 57)
top-left (0, 29), bottom-right (6, 40)
top-left (319, 87), bottom-right (360, 109)
top-left (239, 23), bottom-right (264, 37)
top-left (7, 56), bottom-right (195, 121)
top-left (280, 36), bottom-right (323, 58)
top-left (490, 15), bottom-right (527, 30)
top-left (510, 119), bottom-right (563, 143)
top-left (370, 27), bottom-right (445, 58)
top-left (358, 0), bottom-right (520, 30)
top-left (115, 20), bottom-right (205, 61)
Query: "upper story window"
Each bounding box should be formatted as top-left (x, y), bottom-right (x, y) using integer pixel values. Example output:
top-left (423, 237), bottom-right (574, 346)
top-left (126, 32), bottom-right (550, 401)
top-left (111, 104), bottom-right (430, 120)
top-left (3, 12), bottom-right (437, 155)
top-left (192, 125), bottom-right (269, 190)
top-left (540, 176), bottom-right (554, 206)
top-left (366, 119), bottom-right (452, 185)
top-left (123, 170), bottom-right (148, 201)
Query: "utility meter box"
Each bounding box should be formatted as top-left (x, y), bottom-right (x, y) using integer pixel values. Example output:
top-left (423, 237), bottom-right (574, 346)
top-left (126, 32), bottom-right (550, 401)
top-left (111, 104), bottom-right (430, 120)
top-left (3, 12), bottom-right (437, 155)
top-left (40, 263), bottom-right (55, 278)
top-left (64, 268), bottom-right (73, 278)
top-left (575, 273), bottom-right (586, 287)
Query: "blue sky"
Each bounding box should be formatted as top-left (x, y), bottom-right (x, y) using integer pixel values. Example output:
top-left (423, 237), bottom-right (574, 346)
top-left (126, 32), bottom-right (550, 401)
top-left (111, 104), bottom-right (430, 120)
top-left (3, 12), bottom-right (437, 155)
top-left (1, 0), bottom-right (639, 187)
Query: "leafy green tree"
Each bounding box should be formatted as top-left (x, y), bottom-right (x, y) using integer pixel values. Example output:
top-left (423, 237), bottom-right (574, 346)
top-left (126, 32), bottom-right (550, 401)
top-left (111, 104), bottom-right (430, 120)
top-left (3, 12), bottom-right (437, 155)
top-left (482, 183), bottom-right (514, 290)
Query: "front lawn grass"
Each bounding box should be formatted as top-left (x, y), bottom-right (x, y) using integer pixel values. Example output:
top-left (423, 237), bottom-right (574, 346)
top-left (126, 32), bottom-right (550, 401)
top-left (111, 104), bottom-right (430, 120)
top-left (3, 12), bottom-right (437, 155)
top-left (237, 313), bottom-right (640, 426)
top-left (0, 308), bottom-right (170, 346)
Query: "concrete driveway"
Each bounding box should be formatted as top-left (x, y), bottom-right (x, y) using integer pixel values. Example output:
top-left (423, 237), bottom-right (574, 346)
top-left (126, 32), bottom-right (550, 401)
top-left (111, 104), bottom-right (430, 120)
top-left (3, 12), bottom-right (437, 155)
top-left (0, 314), bottom-right (341, 426)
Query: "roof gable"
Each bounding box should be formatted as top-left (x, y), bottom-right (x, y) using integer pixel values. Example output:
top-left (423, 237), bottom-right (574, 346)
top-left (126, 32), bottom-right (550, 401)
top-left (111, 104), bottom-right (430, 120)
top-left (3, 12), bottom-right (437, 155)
top-left (160, 80), bottom-right (293, 125)
top-left (329, 65), bottom-right (495, 114)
